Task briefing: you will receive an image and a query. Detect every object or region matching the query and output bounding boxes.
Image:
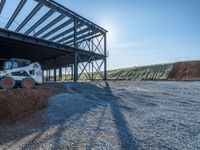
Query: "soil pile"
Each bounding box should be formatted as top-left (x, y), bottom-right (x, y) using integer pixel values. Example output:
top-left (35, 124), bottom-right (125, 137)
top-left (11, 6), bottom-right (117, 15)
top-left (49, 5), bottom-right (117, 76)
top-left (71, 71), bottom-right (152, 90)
top-left (168, 61), bottom-right (200, 80)
top-left (0, 83), bottom-right (65, 122)
top-left (0, 89), bottom-right (48, 121)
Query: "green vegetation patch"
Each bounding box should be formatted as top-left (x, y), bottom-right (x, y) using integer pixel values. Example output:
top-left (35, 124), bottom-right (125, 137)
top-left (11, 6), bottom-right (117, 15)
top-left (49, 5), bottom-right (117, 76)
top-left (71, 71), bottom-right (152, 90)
top-left (106, 63), bottom-right (175, 80)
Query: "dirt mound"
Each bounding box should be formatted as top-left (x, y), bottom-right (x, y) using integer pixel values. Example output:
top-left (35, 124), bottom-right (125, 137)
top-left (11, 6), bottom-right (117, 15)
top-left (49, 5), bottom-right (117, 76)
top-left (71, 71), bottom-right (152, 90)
top-left (0, 83), bottom-right (65, 122)
top-left (168, 61), bottom-right (200, 80)
top-left (0, 89), bottom-right (48, 121)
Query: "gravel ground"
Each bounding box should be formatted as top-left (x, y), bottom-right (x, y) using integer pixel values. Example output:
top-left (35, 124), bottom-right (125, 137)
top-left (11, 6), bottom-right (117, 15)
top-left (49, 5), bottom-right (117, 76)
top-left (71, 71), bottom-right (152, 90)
top-left (0, 81), bottom-right (200, 150)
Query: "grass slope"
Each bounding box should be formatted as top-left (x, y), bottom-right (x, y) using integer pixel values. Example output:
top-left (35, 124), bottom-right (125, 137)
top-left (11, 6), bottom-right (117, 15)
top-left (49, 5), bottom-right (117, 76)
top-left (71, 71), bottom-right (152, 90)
top-left (106, 63), bottom-right (175, 80)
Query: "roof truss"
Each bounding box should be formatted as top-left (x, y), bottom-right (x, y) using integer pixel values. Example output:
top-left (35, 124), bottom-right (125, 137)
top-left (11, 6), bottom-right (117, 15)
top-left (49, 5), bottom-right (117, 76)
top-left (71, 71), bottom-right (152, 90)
top-left (0, 0), bottom-right (107, 48)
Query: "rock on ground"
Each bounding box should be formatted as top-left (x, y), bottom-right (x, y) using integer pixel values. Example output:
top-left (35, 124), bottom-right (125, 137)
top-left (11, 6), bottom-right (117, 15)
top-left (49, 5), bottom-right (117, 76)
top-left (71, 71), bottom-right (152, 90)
top-left (0, 81), bottom-right (200, 150)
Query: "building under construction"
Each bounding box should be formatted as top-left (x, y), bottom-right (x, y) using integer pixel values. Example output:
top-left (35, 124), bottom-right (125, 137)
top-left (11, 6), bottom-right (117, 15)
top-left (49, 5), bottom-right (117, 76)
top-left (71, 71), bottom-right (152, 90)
top-left (0, 0), bottom-right (108, 82)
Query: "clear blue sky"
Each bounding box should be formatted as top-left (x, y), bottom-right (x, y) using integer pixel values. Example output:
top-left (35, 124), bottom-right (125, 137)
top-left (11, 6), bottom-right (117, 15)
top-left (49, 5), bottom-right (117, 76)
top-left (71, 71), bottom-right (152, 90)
top-left (55, 0), bottom-right (200, 69)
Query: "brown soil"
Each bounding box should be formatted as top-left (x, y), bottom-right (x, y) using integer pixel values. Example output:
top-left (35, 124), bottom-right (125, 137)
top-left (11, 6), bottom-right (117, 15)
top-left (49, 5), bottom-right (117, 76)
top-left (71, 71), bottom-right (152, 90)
top-left (0, 83), bottom-right (65, 122)
top-left (168, 61), bottom-right (200, 80)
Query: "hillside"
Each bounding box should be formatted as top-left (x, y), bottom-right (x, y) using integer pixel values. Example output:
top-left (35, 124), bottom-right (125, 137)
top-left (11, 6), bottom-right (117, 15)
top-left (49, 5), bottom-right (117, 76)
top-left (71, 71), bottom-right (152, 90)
top-left (103, 61), bottom-right (200, 80)
top-left (168, 61), bottom-right (200, 80)
top-left (106, 63), bottom-right (174, 80)
top-left (71, 61), bottom-right (200, 81)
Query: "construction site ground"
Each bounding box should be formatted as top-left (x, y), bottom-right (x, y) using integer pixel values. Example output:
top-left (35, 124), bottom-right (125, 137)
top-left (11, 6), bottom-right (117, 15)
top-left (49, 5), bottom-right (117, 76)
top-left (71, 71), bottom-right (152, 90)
top-left (0, 81), bottom-right (200, 150)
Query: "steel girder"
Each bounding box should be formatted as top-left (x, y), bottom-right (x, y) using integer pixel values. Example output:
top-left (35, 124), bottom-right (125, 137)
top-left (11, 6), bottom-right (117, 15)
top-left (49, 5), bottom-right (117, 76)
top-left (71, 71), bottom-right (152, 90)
top-left (34, 0), bottom-right (107, 33)
top-left (5, 0), bottom-right (27, 29)
top-left (56, 27), bottom-right (91, 44)
top-left (41, 19), bottom-right (73, 39)
top-left (15, 3), bottom-right (43, 32)
top-left (24, 9), bottom-right (55, 35)
top-left (33, 14), bottom-right (65, 37)
top-left (0, 0), bottom-right (6, 14)
top-left (64, 30), bottom-right (100, 46)
top-left (0, 0), bottom-right (107, 47)
top-left (49, 22), bottom-right (85, 41)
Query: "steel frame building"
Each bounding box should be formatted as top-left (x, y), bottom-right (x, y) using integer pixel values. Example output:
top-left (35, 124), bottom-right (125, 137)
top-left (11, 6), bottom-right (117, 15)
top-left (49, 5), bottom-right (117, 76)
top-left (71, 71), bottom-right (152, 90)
top-left (0, 0), bottom-right (108, 81)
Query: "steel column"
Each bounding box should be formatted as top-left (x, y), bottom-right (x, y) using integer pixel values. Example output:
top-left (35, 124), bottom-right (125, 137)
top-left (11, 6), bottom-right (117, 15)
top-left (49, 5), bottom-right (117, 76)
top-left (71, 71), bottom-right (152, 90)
top-left (91, 38), bottom-right (94, 80)
top-left (65, 67), bottom-right (67, 80)
top-left (54, 68), bottom-right (56, 81)
top-left (71, 65), bottom-right (74, 80)
top-left (48, 69), bottom-right (51, 81)
top-left (73, 18), bottom-right (78, 82)
top-left (59, 68), bottom-right (62, 81)
top-left (104, 33), bottom-right (107, 80)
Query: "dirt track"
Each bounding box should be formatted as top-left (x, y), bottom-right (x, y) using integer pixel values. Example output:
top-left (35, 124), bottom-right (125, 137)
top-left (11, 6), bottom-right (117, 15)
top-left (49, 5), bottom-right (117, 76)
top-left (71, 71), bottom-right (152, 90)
top-left (0, 81), bottom-right (200, 150)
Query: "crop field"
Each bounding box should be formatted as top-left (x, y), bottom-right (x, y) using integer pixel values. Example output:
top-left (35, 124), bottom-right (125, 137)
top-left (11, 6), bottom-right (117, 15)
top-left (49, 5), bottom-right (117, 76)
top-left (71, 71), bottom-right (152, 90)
top-left (0, 81), bottom-right (200, 150)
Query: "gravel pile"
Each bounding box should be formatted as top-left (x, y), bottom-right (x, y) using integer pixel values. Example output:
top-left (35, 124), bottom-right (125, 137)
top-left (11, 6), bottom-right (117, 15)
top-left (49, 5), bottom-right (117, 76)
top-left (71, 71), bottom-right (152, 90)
top-left (0, 81), bottom-right (200, 150)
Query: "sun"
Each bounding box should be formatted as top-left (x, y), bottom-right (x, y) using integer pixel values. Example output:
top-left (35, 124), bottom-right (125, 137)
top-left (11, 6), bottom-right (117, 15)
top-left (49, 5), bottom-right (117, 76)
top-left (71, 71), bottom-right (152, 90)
top-left (101, 21), bottom-right (116, 44)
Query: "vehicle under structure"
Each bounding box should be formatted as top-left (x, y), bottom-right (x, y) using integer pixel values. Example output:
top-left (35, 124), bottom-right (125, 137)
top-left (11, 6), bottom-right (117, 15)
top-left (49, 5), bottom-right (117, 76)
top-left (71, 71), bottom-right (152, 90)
top-left (0, 58), bottom-right (42, 89)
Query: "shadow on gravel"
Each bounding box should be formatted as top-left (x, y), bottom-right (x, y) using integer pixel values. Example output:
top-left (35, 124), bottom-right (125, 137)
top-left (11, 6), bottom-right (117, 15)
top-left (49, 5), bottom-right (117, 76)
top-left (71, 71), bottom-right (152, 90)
top-left (104, 82), bottom-right (139, 150)
top-left (0, 82), bottom-right (139, 150)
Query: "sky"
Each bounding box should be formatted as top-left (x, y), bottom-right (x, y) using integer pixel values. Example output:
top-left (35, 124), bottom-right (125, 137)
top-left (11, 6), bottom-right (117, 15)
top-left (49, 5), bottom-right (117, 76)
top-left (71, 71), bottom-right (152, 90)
top-left (0, 0), bottom-right (199, 69)
top-left (54, 0), bottom-right (200, 69)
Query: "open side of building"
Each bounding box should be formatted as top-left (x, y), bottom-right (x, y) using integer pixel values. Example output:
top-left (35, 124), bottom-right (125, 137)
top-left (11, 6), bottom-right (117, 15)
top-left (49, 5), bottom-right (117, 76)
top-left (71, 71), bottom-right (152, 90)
top-left (0, 0), bottom-right (108, 82)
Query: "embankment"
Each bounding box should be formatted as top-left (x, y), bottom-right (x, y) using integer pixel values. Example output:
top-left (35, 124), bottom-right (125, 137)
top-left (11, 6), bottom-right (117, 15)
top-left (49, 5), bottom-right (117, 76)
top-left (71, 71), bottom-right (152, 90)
top-left (104, 61), bottom-right (200, 80)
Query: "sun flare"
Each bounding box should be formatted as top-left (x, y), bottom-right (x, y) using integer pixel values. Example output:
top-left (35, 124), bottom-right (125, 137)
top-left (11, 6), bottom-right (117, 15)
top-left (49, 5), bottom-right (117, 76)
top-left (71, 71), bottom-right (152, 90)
top-left (101, 21), bottom-right (116, 44)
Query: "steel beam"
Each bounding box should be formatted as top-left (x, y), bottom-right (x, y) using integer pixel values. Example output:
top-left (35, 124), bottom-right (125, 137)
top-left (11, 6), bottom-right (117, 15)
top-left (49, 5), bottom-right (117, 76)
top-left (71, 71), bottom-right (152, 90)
top-left (77, 30), bottom-right (99, 41)
top-left (15, 3), bottom-right (43, 32)
top-left (63, 30), bottom-right (99, 45)
top-left (5, 0), bottom-right (27, 29)
top-left (77, 33), bottom-right (103, 45)
top-left (0, 0), bottom-right (6, 14)
top-left (34, 0), bottom-right (107, 33)
top-left (49, 27), bottom-right (74, 41)
top-left (56, 27), bottom-right (91, 43)
top-left (33, 14), bottom-right (65, 37)
top-left (49, 22), bottom-right (84, 41)
top-left (41, 19), bottom-right (73, 39)
top-left (25, 9), bottom-right (55, 35)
